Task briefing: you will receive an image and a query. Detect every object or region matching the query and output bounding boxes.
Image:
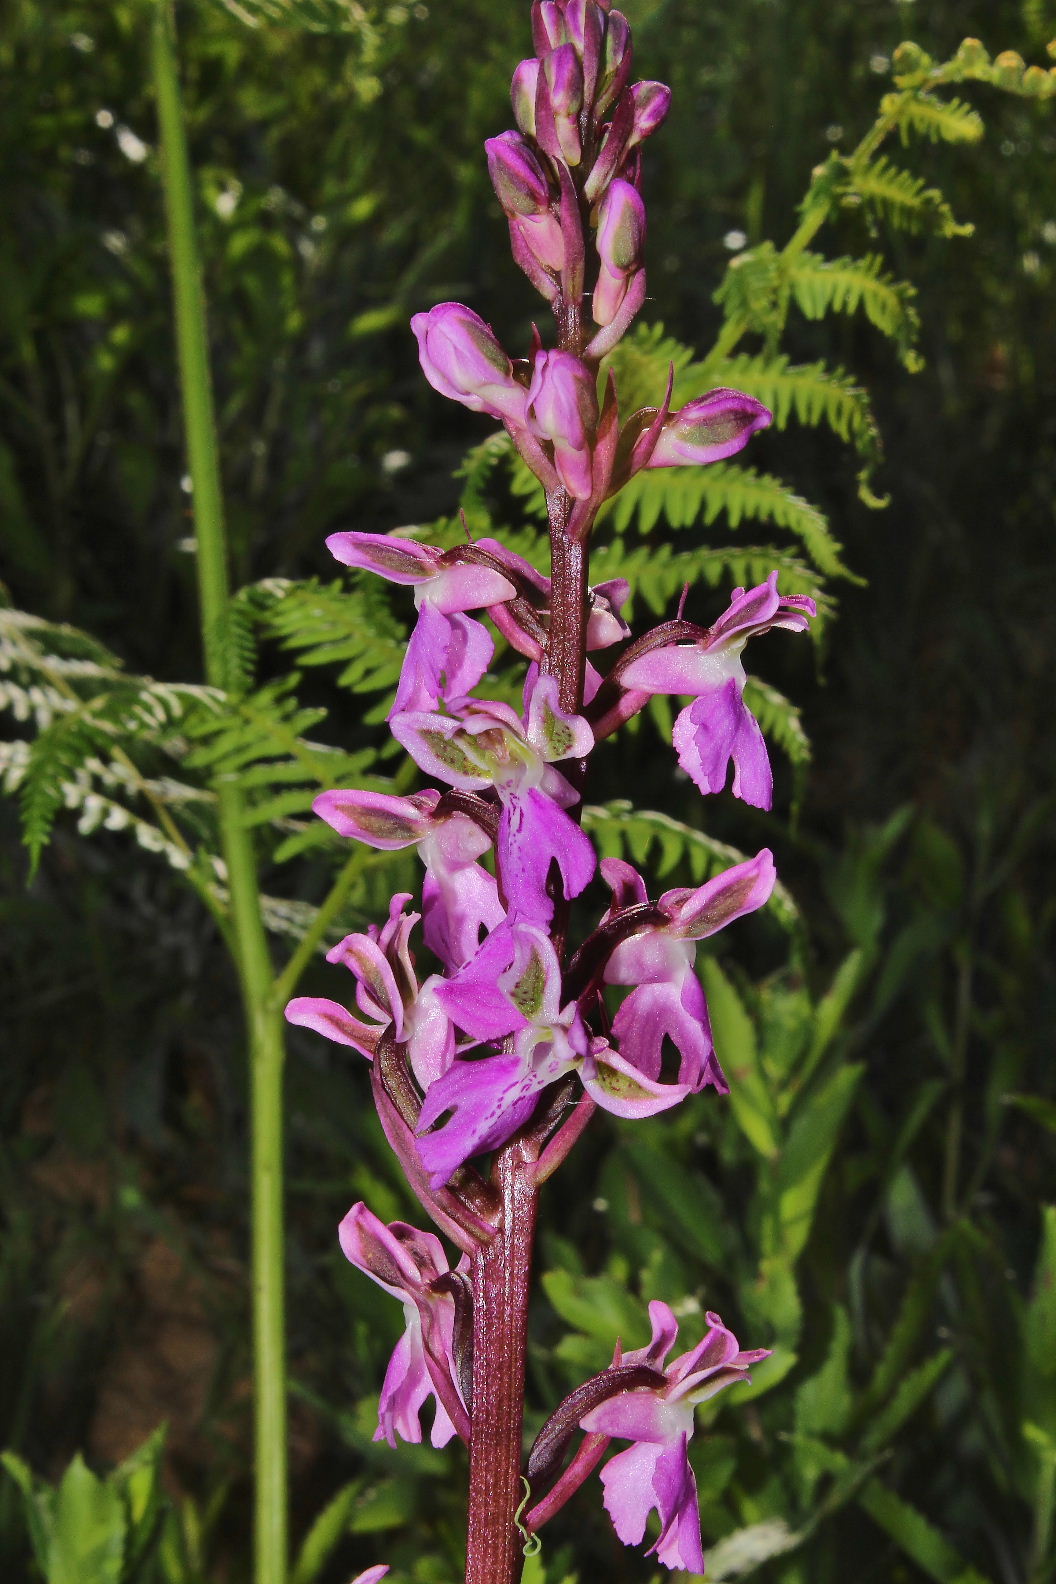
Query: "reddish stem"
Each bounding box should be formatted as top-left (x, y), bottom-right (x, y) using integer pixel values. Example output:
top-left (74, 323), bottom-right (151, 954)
top-left (464, 1143), bottom-right (539, 1584)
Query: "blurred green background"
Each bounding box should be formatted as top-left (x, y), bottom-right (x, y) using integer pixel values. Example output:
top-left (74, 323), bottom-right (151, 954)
top-left (2, 1), bottom-right (1055, 1581)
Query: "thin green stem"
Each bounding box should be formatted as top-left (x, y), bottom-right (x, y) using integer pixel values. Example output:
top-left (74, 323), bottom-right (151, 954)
top-left (152, 6), bottom-right (288, 1583)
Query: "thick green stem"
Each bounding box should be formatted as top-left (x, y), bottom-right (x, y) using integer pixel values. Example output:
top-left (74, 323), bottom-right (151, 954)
top-left (152, 7), bottom-right (287, 1583)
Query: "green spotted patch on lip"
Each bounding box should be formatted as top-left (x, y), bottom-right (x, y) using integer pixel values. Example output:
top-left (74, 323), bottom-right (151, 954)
top-left (420, 729), bottom-right (482, 780)
top-left (537, 700), bottom-right (574, 759)
top-left (509, 946), bottom-right (547, 1020)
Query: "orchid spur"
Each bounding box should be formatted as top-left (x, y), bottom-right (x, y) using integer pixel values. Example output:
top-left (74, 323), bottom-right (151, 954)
top-left (286, 3), bottom-right (819, 1578)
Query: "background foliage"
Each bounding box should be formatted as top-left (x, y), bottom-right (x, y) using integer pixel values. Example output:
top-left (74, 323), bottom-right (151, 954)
top-left (2, 0), bottom-right (1055, 1581)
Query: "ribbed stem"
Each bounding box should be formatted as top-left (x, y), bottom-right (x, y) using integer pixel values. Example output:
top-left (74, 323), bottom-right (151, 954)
top-left (465, 1146), bottom-right (538, 1584)
top-left (152, 8), bottom-right (287, 1583)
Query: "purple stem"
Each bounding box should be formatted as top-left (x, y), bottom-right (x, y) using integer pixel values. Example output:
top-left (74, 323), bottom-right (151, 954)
top-left (464, 1142), bottom-right (539, 1584)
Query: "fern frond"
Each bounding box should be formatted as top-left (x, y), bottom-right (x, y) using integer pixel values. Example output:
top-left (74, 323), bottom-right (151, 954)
top-left (13, 679), bottom-right (222, 873)
top-left (882, 90), bottom-right (985, 145)
top-left (456, 431), bottom-right (517, 531)
top-left (581, 801), bottom-right (800, 930)
top-left (713, 242), bottom-right (786, 337)
top-left (601, 462), bottom-right (855, 582)
top-left (263, 578), bottom-right (405, 695)
top-left (605, 322), bottom-right (699, 414)
top-left (701, 352), bottom-right (880, 454)
top-left (590, 541), bottom-right (832, 627)
top-left (743, 678), bottom-right (811, 769)
top-left (841, 156), bottom-right (973, 237)
top-left (786, 251), bottom-right (921, 367)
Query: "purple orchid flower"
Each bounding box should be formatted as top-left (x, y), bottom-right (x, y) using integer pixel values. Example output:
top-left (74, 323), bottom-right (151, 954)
top-left (583, 848), bottom-right (776, 1107)
top-left (339, 1202), bottom-right (470, 1447)
top-left (325, 530), bottom-right (518, 716)
top-left (416, 921), bottom-right (590, 1186)
top-left (579, 1301), bottom-right (769, 1572)
top-left (350, 1569), bottom-right (389, 1584)
top-left (390, 671), bottom-right (596, 924)
top-left (311, 788), bottom-right (503, 971)
top-left (285, 893), bottom-right (454, 1090)
top-left (610, 572), bottom-right (816, 807)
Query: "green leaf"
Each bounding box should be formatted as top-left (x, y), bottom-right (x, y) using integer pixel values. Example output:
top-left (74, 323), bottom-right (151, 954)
top-left (794, 1306), bottom-right (853, 1439)
top-left (700, 960), bottom-right (779, 1159)
top-left (861, 1349), bottom-right (952, 1455)
top-left (1, 1452), bottom-right (52, 1570)
top-left (51, 1455), bottom-right (126, 1584)
top-left (291, 1481), bottom-right (363, 1584)
top-left (856, 1478), bottom-right (993, 1584)
top-left (763, 1063), bottom-right (863, 1263)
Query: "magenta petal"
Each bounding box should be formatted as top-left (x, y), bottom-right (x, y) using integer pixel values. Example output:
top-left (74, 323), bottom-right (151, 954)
top-left (499, 786), bottom-right (596, 923)
top-left (375, 1322), bottom-right (430, 1446)
top-left (284, 996), bottom-right (379, 1058)
top-left (648, 1436), bottom-right (705, 1574)
top-left (350, 1569), bottom-right (389, 1584)
top-left (392, 606), bottom-right (494, 716)
top-left (416, 1052), bottom-right (543, 1186)
top-left (671, 683), bottom-right (774, 808)
top-left (421, 859), bottom-right (503, 973)
top-left (312, 787), bottom-right (439, 849)
top-left (326, 530), bottom-right (439, 584)
top-left (611, 977), bottom-right (721, 1092)
top-left (619, 642), bottom-right (738, 697)
top-left (659, 848), bottom-right (777, 939)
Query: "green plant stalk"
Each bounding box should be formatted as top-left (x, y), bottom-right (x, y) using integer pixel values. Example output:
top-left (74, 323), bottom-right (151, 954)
top-left (152, 6), bottom-right (288, 1583)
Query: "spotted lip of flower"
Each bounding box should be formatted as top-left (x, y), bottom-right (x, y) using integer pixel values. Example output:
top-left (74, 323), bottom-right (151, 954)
top-left (617, 573), bottom-right (816, 808)
top-left (390, 672), bottom-right (596, 925)
top-left (578, 1300), bottom-right (770, 1573)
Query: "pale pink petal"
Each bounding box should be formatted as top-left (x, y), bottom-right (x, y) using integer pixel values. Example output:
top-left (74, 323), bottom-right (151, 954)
top-left (326, 530), bottom-right (440, 584)
top-left (581, 1041), bottom-right (694, 1118)
top-left (671, 684), bottom-right (774, 808)
top-left (659, 848), bottom-right (776, 939)
top-left (392, 606), bottom-right (494, 716)
top-left (389, 712), bottom-right (492, 791)
top-left (284, 996), bottom-right (379, 1058)
top-left (425, 561), bottom-right (517, 614)
top-left (619, 642), bottom-right (739, 698)
top-left (312, 788), bottom-right (439, 849)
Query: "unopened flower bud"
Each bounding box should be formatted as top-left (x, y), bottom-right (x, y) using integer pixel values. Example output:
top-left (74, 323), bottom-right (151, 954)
top-left (539, 44), bottom-right (584, 166)
top-left (594, 7), bottom-right (632, 116)
top-left (593, 178), bottom-right (645, 327)
top-left (532, 0), bottom-right (566, 54)
top-left (626, 80), bottom-right (672, 149)
top-left (512, 211), bottom-right (566, 273)
top-left (512, 58), bottom-right (540, 137)
top-left (486, 131), bottom-right (552, 217)
top-left (411, 303), bottom-right (528, 427)
top-left (596, 177), bottom-right (645, 274)
top-left (527, 349), bottom-right (599, 500)
top-left (646, 389), bottom-right (772, 468)
top-left (563, 0), bottom-right (606, 108)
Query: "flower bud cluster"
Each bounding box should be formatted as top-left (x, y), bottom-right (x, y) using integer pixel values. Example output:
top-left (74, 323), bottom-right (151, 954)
top-left (486, 0), bottom-right (668, 356)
